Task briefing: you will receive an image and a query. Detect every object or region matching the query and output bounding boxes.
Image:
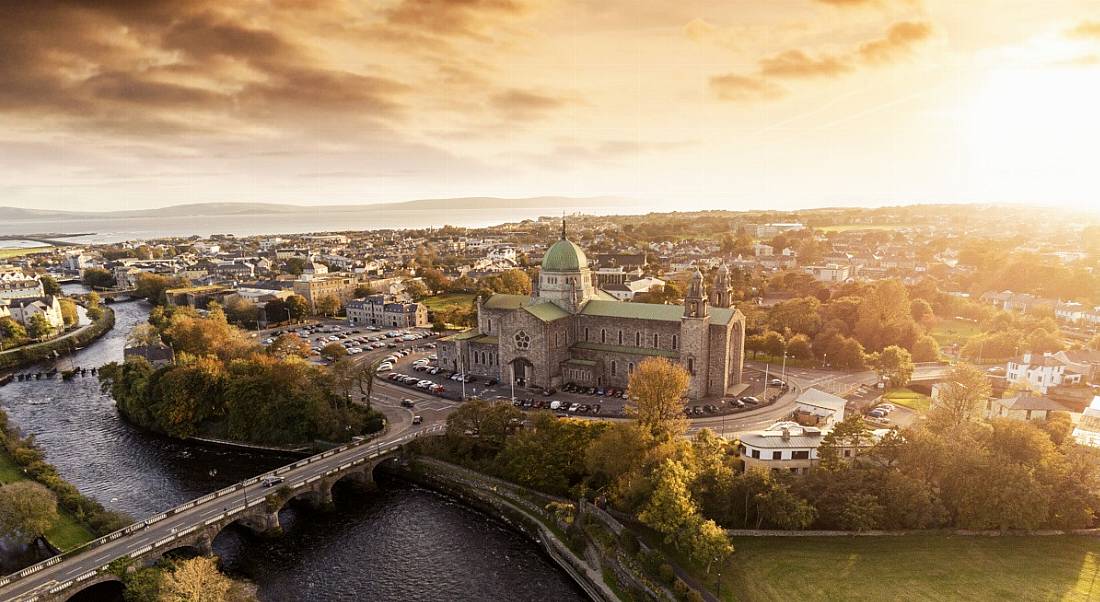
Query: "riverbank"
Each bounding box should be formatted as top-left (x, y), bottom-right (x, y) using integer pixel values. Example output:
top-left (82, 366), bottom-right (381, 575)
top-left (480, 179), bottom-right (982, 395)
top-left (392, 456), bottom-right (618, 602)
top-left (0, 305), bottom-right (115, 372)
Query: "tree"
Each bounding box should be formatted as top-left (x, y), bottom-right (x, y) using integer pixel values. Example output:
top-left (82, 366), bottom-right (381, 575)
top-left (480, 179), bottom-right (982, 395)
top-left (403, 280), bottom-right (430, 301)
top-left (315, 295), bottom-right (341, 317)
top-left (927, 363), bottom-right (992, 430)
top-left (420, 267), bottom-right (452, 292)
top-left (0, 482), bottom-right (59, 543)
top-left (910, 298), bottom-right (934, 325)
top-left (686, 517), bottom-right (733, 574)
top-left (128, 323), bottom-right (162, 347)
top-left (59, 298), bottom-right (79, 327)
top-left (627, 358), bottom-right (689, 441)
top-left (85, 291), bottom-right (104, 321)
top-left (268, 333), bottom-right (311, 359)
top-left (762, 330), bottom-right (786, 357)
top-left (911, 335), bottom-right (941, 362)
top-left (284, 257), bottom-right (307, 276)
top-left (224, 297), bottom-right (260, 329)
top-left (786, 334), bottom-right (813, 360)
top-left (638, 459), bottom-right (697, 549)
top-left (286, 295), bottom-right (309, 321)
top-left (744, 334), bottom-right (766, 358)
top-left (877, 345), bottom-right (914, 388)
top-left (159, 556), bottom-right (233, 602)
top-left (82, 267), bottom-right (115, 289)
top-left (320, 342), bottom-right (347, 362)
top-left (768, 297), bottom-right (822, 337)
top-left (134, 272), bottom-right (185, 305)
top-left (0, 317), bottom-right (28, 345)
top-left (1024, 328), bottom-right (1063, 354)
top-left (817, 414), bottom-right (872, 470)
top-left (26, 313), bottom-right (53, 340)
top-left (39, 274), bottom-right (61, 296)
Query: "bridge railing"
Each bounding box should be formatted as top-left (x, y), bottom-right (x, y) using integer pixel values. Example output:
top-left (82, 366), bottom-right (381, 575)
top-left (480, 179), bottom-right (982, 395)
top-left (1, 424), bottom-right (444, 600)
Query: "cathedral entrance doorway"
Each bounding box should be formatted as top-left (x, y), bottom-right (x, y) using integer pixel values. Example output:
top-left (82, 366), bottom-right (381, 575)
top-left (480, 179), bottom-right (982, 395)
top-left (510, 358), bottom-right (534, 387)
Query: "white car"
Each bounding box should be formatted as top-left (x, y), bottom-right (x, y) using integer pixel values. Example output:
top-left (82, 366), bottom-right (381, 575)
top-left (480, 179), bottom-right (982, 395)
top-left (568, 403), bottom-right (580, 412)
top-left (416, 380), bottom-right (433, 389)
top-left (549, 401), bottom-right (562, 410)
top-left (376, 365), bottom-right (393, 372)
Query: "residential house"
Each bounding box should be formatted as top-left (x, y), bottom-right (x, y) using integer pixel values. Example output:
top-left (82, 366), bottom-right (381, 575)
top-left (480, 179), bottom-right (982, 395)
top-left (3, 295), bottom-right (64, 331)
top-left (1006, 352), bottom-right (1084, 394)
top-left (792, 388), bottom-right (847, 427)
top-left (986, 393), bottom-right (1070, 421)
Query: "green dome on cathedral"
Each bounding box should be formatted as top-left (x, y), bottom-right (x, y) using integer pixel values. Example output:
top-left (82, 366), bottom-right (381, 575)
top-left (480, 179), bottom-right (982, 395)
top-left (542, 238), bottom-right (587, 272)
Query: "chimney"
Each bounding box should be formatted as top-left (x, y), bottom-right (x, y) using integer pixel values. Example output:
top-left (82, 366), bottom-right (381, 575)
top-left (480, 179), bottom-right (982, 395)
top-left (781, 427), bottom-right (790, 440)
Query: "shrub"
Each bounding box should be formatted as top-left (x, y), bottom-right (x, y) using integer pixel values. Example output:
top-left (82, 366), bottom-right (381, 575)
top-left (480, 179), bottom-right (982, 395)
top-left (658, 563), bottom-right (676, 585)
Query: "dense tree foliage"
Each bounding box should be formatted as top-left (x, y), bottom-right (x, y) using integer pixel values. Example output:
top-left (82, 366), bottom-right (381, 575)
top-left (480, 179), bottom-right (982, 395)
top-left (0, 481), bottom-right (58, 544)
top-left (99, 308), bottom-right (381, 445)
top-left (81, 267), bottom-right (115, 289)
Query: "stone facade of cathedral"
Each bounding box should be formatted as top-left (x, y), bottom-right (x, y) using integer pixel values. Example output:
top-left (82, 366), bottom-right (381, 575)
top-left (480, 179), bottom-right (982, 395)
top-left (438, 226), bottom-right (746, 400)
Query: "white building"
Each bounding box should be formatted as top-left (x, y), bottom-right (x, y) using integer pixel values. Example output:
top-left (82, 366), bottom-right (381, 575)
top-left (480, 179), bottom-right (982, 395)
top-left (1006, 352), bottom-right (1083, 394)
top-left (792, 388), bottom-right (847, 427)
top-left (0, 268), bottom-right (45, 301)
top-left (1073, 396), bottom-right (1100, 448)
top-left (2, 295), bottom-right (64, 332)
top-left (804, 264), bottom-right (851, 283)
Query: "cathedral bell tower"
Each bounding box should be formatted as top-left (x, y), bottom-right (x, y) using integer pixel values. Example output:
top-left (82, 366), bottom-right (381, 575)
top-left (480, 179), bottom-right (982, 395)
top-left (684, 268), bottom-right (708, 318)
top-left (711, 265), bottom-right (734, 308)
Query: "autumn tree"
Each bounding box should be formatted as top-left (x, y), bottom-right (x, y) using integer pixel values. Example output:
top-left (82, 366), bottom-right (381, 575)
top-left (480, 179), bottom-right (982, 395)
top-left (268, 333), bottom-right (311, 359)
top-left (59, 298), bottom-right (79, 327)
top-left (627, 358), bottom-right (689, 440)
top-left (638, 459), bottom-right (697, 549)
top-left (403, 280), bottom-right (430, 301)
top-left (320, 342), bottom-right (347, 362)
top-left (159, 557), bottom-right (237, 602)
top-left (82, 267), bottom-right (115, 289)
top-left (39, 273), bottom-right (61, 296)
top-left (877, 345), bottom-right (914, 388)
top-left (314, 294), bottom-right (341, 317)
top-left (927, 363), bottom-right (992, 430)
top-left (26, 313), bottom-right (53, 339)
top-left (911, 335), bottom-right (941, 362)
top-left (0, 482), bottom-right (58, 544)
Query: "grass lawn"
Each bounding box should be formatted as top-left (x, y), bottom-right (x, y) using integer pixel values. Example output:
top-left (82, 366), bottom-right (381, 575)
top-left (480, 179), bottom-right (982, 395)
top-left (422, 293), bottom-right (475, 313)
top-left (931, 317), bottom-right (982, 348)
top-left (816, 224), bottom-right (905, 233)
top-left (0, 246), bottom-right (52, 259)
top-left (725, 535), bottom-right (1100, 602)
top-left (0, 449), bottom-right (95, 551)
top-left (883, 387), bottom-right (932, 412)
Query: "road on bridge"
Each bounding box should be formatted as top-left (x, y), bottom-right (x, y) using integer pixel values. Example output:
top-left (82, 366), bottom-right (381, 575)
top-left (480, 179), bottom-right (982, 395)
top-left (0, 412), bottom-right (446, 602)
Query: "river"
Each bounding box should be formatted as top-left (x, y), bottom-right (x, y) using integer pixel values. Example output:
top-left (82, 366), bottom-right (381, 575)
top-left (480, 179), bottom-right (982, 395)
top-left (0, 286), bottom-right (585, 601)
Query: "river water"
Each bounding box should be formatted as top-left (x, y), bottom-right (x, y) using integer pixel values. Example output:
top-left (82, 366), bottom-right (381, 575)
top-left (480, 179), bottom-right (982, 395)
top-left (0, 286), bottom-right (585, 601)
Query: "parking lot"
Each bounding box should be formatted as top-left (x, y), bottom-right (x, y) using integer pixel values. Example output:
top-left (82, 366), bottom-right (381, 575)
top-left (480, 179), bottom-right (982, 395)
top-left (251, 320), bottom-right (437, 364)
top-left (381, 355), bottom-right (792, 420)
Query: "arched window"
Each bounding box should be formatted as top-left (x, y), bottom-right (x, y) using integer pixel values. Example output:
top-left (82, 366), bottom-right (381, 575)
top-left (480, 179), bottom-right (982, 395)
top-left (514, 330), bottom-right (531, 349)
top-left (672, 334), bottom-right (679, 350)
top-left (635, 332), bottom-right (641, 347)
top-left (687, 357), bottom-right (694, 374)
top-left (653, 333), bottom-right (659, 348)
top-left (601, 329), bottom-right (607, 343)
top-left (585, 327), bottom-right (590, 341)
top-left (611, 361), bottom-right (617, 376)
top-left (618, 330), bottom-right (623, 345)
top-left (628, 362), bottom-right (635, 374)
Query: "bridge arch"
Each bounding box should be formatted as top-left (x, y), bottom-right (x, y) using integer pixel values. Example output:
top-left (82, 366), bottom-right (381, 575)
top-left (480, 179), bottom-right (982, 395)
top-left (64, 576), bottom-right (124, 602)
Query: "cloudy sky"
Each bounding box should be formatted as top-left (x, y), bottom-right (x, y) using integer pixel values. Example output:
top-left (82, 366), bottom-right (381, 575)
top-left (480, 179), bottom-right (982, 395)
top-left (2, 0), bottom-right (1099, 212)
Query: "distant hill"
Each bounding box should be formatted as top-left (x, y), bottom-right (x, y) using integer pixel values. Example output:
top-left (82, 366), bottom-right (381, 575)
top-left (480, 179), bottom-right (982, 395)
top-left (0, 197), bottom-right (635, 221)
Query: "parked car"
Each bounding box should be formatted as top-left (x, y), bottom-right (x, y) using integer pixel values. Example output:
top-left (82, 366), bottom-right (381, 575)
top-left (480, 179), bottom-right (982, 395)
top-left (549, 400), bottom-right (562, 410)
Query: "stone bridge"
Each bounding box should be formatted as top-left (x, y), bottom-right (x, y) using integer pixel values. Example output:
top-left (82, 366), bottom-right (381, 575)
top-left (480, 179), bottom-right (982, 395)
top-left (0, 424), bottom-right (443, 602)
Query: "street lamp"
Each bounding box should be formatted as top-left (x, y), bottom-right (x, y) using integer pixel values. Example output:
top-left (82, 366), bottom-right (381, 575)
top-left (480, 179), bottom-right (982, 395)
top-left (285, 307), bottom-right (293, 325)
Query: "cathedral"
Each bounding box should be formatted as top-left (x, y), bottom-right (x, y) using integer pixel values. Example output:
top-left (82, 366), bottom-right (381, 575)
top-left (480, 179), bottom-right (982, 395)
top-left (438, 224), bottom-right (746, 400)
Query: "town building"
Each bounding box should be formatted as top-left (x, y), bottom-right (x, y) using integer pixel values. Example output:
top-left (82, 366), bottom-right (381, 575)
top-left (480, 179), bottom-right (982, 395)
top-left (1072, 396), bottom-right (1100, 448)
top-left (1, 295), bottom-right (64, 331)
top-left (346, 294), bottom-right (428, 328)
top-left (1006, 352), bottom-right (1083, 394)
top-left (291, 274), bottom-right (360, 310)
top-left (804, 264), bottom-right (852, 283)
top-left (986, 392), bottom-right (1070, 421)
top-left (438, 223), bottom-right (746, 399)
top-left (0, 267), bottom-right (45, 300)
top-left (792, 388), bottom-right (847, 427)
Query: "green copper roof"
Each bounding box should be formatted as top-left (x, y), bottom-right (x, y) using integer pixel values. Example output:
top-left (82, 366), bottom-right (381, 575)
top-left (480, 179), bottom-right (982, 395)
top-left (579, 299), bottom-right (738, 325)
top-left (524, 301), bottom-right (571, 322)
top-left (483, 294), bottom-right (531, 310)
top-left (541, 238), bottom-right (587, 272)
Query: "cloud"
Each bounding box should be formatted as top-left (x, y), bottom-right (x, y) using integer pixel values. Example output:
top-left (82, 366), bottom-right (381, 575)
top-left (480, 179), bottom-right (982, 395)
top-left (683, 18), bottom-right (717, 42)
top-left (383, 0), bottom-right (529, 40)
top-left (1069, 21), bottom-right (1100, 39)
top-left (759, 50), bottom-right (852, 78)
top-left (709, 74), bottom-right (786, 102)
top-left (711, 20), bottom-right (932, 102)
top-left (491, 89), bottom-right (571, 119)
top-left (857, 21), bottom-right (933, 64)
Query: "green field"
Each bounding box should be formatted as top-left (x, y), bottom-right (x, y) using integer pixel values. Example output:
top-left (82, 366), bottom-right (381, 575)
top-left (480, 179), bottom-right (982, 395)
top-left (0, 246), bottom-right (52, 259)
top-left (931, 317), bottom-right (982, 348)
top-left (422, 293), bottom-right (475, 313)
top-left (724, 535), bottom-right (1100, 601)
top-left (883, 387), bottom-right (932, 412)
top-left (816, 224), bottom-right (906, 233)
top-left (0, 449), bottom-right (95, 551)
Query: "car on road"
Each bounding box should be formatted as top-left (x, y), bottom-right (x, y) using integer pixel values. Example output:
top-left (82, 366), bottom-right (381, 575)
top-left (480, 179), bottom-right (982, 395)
top-left (741, 396), bottom-right (760, 405)
top-left (401, 399), bottom-right (415, 408)
top-left (412, 415), bottom-right (423, 425)
top-left (261, 476), bottom-right (284, 488)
